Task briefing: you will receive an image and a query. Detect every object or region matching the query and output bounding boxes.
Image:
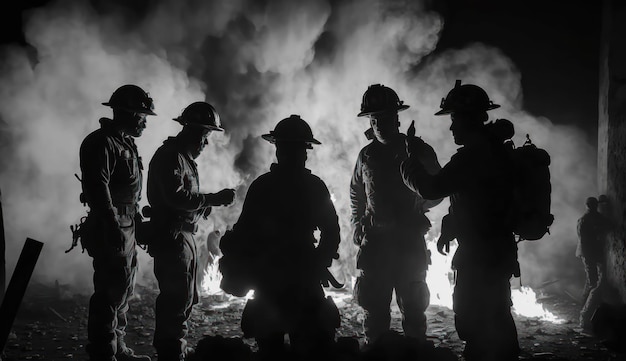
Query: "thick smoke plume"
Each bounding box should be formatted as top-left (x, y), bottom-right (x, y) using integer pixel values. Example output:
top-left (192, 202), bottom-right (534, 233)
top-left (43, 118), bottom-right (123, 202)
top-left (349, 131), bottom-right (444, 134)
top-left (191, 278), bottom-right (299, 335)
top-left (0, 0), bottom-right (593, 297)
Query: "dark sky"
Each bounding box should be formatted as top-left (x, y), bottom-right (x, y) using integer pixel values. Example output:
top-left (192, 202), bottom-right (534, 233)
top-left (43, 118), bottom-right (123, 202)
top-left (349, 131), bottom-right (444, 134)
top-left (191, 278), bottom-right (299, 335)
top-left (1, 0), bottom-right (602, 143)
top-left (429, 0), bottom-right (602, 145)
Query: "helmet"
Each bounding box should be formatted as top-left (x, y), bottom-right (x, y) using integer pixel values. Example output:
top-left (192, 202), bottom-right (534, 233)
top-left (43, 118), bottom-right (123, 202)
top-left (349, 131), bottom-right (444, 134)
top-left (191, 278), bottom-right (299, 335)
top-left (585, 197), bottom-right (598, 208)
top-left (435, 80), bottom-right (500, 116)
top-left (174, 101), bottom-right (223, 131)
top-left (102, 84), bottom-right (156, 115)
top-left (598, 194), bottom-right (609, 203)
top-left (262, 114), bottom-right (321, 148)
top-left (357, 84), bottom-right (409, 117)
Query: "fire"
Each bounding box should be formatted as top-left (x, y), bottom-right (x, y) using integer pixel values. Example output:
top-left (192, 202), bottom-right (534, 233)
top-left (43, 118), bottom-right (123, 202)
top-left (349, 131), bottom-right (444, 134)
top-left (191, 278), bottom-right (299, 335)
top-left (511, 286), bottom-right (563, 323)
top-left (200, 238), bottom-right (562, 323)
top-left (425, 237), bottom-right (563, 323)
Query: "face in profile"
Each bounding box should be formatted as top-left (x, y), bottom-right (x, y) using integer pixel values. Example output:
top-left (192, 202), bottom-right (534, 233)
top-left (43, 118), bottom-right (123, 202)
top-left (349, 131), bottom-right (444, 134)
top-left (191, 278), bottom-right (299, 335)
top-left (187, 127), bottom-right (211, 159)
top-left (449, 112), bottom-right (483, 145)
top-left (117, 110), bottom-right (148, 137)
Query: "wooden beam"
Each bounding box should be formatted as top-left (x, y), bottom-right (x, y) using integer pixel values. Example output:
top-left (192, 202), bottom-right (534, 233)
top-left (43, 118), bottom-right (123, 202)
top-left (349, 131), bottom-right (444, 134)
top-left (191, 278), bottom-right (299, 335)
top-left (0, 238), bottom-right (43, 354)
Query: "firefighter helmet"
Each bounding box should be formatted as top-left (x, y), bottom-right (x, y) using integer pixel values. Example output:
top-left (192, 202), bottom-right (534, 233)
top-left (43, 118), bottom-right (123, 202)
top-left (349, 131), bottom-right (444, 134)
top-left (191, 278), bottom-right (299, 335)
top-left (357, 84), bottom-right (410, 117)
top-left (262, 114), bottom-right (321, 148)
top-left (435, 80), bottom-right (500, 116)
top-left (102, 84), bottom-right (156, 115)
top-left (173, 101), bottom-right (223, 131)
top-left (585, 197), bottom-right (598, 208)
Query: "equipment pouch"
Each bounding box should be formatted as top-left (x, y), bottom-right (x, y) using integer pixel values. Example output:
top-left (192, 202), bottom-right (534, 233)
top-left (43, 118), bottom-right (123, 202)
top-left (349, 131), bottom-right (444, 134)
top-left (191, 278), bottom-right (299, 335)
top-left (135, 219), bottom-right (156, 248)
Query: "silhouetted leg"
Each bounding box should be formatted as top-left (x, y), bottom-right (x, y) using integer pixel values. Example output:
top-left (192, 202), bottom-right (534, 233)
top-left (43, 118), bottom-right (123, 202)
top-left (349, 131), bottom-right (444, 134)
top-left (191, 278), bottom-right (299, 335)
top-left (355, 269), bottom-right (393, 344)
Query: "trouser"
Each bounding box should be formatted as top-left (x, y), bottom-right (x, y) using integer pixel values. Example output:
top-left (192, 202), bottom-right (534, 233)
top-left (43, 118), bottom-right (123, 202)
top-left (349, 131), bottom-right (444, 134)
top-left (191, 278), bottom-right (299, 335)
top-left (453, 266), bottom-right (519, 361)
top-left (354, 267), bottom-right (429, 344)
top-left (152, 231), bottom-right (199, 360)
top-left (580, 258), bottom-right (605, 327)
top-left (87, 251), bottom-right (138, 360)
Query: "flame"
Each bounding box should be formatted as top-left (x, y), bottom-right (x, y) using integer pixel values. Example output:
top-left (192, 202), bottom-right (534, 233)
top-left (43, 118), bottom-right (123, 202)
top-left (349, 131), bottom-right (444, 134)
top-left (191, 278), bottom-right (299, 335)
top-left (200, 237), bottom-right (562, 323)
top-left (512, 286), bottom-right (563, 323)
top-left (425, 236), bottom-right (563, 323)
top-left (200, 256), bottom-right (224, 296)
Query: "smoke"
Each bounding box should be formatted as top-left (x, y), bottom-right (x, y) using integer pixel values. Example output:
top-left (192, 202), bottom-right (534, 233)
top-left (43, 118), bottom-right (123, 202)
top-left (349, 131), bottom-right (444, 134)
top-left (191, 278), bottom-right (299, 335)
top-left (0, 0), bottom-right (593, 297)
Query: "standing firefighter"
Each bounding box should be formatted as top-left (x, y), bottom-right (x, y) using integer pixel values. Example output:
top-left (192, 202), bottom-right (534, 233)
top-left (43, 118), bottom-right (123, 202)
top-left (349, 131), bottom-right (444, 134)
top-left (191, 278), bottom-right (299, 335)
top-left (350, 84), bottom-right (442, 345)
top-left (401, 80), bottom-right (520, 361)
top-left (577, 196), bottom-right (611, 331)
top-left (146, 101), bottom-right (236, 361)
top-left (219, 115), bottom-right (341, 361)
top-left (79, 84), bottom-right (156, 361)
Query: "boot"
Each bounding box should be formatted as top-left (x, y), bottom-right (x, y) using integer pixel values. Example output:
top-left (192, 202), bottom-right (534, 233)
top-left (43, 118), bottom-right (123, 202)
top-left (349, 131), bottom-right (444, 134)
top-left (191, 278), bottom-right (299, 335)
top-left (116, 348), bottom-right (151, 361)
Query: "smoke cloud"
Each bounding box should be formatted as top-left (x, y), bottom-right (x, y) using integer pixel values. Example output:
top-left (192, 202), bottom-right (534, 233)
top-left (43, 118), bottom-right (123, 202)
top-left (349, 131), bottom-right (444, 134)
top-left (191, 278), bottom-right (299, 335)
top-left (0, 0), bottom-right (593, 298)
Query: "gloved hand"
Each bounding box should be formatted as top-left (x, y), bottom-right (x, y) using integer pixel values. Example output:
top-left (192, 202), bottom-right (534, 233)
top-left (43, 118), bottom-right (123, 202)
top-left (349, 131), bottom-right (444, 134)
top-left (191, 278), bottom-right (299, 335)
top-left (202, 206), bottom-right (212, 219)
top-left (352, 222), bottom-right (366, 246)
top-left (215, 188), bottom-right (235, 206)
top-left (405, 120), bottom-right (428, 158)
top-left (207, 188), bottom-right (236, 206)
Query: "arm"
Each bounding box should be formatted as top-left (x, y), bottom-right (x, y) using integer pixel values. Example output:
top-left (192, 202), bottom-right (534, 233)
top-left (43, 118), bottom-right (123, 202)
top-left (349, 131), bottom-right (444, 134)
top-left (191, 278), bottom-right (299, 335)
top-left (315, 181), bottom-right (341, 266)
top-left (153, 152), bottom-right (228, 211)
top-left (349, 152), bottom-right (367, 245)
top-left (80, 136), bottom-right (117, 225)
top-left (400, 152), bottom-right (464, 200)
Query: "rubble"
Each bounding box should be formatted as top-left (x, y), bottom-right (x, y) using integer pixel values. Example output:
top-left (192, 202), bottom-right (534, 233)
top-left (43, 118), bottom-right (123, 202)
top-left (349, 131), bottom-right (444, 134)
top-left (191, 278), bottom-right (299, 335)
top-left (0, 283), bottom-right (620, 360)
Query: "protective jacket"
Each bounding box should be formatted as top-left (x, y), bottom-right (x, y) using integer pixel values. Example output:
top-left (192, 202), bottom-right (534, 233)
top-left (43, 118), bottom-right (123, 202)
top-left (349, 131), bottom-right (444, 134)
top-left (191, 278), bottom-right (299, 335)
top-left (350, 135), bottom-right (441, 269)
top-left (147, 136), bottom-right (214, 230)
top-left (401, 137), bottom-right (517, 272)
top-left (229, 163), bottom-right (340, 286)
top-left (80, 117), bottom-right (142, 255)
top-left (576, 210), bottom-right (609, 262)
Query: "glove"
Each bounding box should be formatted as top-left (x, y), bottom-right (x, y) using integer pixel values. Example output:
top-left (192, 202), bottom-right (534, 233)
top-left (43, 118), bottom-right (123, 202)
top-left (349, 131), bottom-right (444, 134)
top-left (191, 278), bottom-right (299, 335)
top-left (352, 223), bottom-right (366, 246)
top-left (206, 188), bottom-right (236, 206)
top-left (202, 206), bottom-right (212, 219)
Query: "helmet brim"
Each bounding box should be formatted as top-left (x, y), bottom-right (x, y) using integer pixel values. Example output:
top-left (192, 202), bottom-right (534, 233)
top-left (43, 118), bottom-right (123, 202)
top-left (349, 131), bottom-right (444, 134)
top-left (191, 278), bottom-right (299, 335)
top-left (103, 102), bottom-right (157, 116)
top-left (434, 103), bottom-right (500, 116)
top-left (357, 104), bottom-right (410, 117)
top-left (261, 133), bottom-right (321, 146)
top-left (173, 117), bottom-right (224, 131)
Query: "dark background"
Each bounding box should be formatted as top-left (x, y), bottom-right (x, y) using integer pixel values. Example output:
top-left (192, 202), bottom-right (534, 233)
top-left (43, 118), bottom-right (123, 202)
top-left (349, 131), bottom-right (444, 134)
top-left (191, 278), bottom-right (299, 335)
top-left (1, 0), bottom-right (603, 143)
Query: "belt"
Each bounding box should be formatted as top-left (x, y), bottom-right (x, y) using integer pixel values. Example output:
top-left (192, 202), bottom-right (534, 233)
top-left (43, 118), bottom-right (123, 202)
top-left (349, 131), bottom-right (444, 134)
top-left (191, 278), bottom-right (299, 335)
top-left (172, 221), bottom-right (198, 234)
top-left (114, 203), bottom-right (138, 216)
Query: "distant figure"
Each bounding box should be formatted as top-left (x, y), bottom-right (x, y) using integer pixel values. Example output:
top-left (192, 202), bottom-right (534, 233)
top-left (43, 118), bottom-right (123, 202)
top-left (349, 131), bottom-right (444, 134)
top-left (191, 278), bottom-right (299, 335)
top-left (577, 196), bottom-right (611, 331)
top-left (79, 84), bottom-right (156, 361)
top-left (220, 115), bottom-right (341, 361)
top-left (350, 84), bottom-right (442, 346)
top-left (401, 80), bottom-right (520, 361)
top-left (146, 101), bottom-right (235, 361)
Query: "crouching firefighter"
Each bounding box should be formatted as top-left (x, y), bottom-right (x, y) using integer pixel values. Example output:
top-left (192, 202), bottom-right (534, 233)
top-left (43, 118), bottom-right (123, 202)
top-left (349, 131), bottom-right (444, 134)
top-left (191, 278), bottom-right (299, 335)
top-left (219, 115), bottom-right (342, 361)
top-left (78, 84), bottom-right (156, 361)
top-left (146, 101), bottom-right (236, 361)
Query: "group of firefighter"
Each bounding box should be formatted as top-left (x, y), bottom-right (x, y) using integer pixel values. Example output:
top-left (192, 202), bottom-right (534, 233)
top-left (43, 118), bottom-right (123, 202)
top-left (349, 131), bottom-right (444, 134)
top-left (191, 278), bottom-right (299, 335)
top-left (78, 80), bottom-right (530, 361)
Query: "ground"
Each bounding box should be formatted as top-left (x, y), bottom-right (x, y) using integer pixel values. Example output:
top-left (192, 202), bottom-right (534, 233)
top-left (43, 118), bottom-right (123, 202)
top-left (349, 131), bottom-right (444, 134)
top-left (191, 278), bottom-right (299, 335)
top-left (1, 282), bottom-right (622, 361)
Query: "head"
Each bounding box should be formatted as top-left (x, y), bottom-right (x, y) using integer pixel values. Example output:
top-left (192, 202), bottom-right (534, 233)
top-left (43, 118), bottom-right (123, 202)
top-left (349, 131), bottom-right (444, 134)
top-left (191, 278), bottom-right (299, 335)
top-left (449, 111), bottom-right (488, 145)
top-left (586, 196), bottom-right (598, 211)
top-left (357, 84), bottom-right (409, 144)
top-left (368, 110), bottom-right (400, 144)
top-left (174, 101), bottom-right (223, 159)
top-left (180, 125), bottom-right (212, 159)
top-left (435, 80), bottom-right (499, 145)
top-left (262, 114), bottom-right (320, 169)
top-left (103, 84), bottom-right (156, 137)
